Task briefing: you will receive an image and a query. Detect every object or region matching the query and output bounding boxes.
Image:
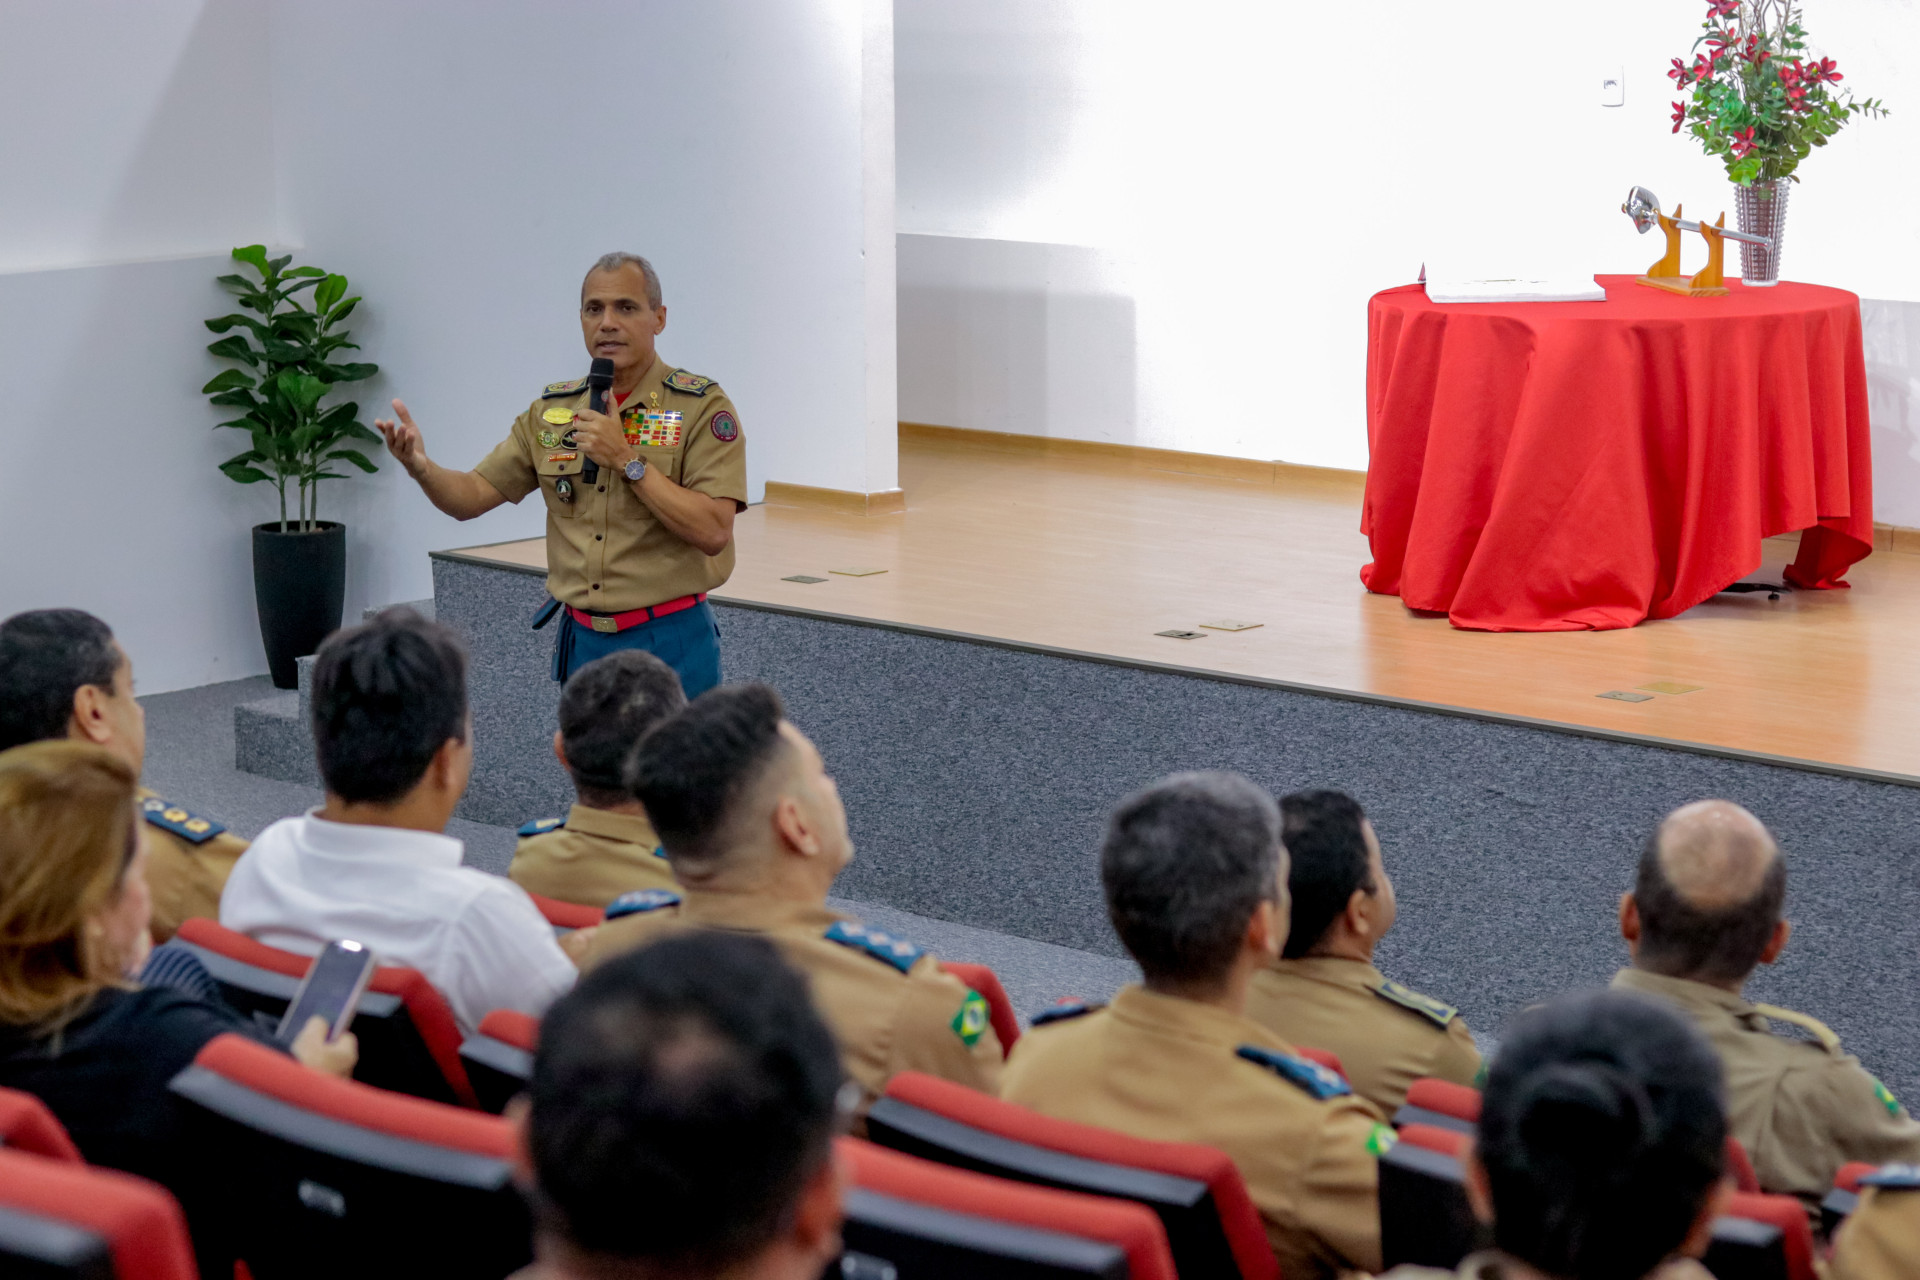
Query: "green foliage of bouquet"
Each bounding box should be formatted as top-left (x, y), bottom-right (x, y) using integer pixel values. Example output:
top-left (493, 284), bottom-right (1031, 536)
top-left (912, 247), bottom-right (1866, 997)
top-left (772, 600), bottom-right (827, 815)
top-left (1669, 0), bottom-right (1885, 186)
top-left (201, 246), bottom-right (380, 532)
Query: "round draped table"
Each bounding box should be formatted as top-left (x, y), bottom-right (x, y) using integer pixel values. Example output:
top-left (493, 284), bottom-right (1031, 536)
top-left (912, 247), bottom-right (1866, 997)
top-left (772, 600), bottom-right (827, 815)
top-left (1361, 275), bottom-right (1872, 631)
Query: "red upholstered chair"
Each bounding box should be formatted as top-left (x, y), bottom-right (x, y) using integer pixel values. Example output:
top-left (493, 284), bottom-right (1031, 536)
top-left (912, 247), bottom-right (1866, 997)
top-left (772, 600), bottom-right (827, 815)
top-left (871, 1071), bottom-right (1277, 1280)
top-left (0, 1086), bottom-right (81, 1162)
top-left (0, 1147), bottom-right (196, 1280)
top-left (168, 1033), bottom-right (529, 1279)
top-left (1705, 1190), bottom-right (1817, 1280)
top-left (521, 891), bottom-right (603, 931)
top-left (940, 961), bottom-right (1021, 1050)
top-left (1724, 1135), bottom-right (1761, 1192)
top-left (840, 1137), bottom-right (1176, 1280)
top-left (1294, 1045), bottom-right (1347, 1079)
top-left (174, 918), bottom-right (478, 1108)
top-left (1822, 1160), bottom-right (1880, 1235)
top-left (1393, 1076), bottom-right (1481, 1134)
top-left (459, 1010), bottom-right (539, 1114)
top-left (1397, 1123), bottom-right (1469, 1159)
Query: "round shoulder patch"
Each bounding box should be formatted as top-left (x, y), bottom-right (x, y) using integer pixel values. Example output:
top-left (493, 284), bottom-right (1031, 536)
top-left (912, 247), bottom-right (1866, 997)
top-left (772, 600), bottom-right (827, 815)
top-left (710, 410), bottom-right (740, 443)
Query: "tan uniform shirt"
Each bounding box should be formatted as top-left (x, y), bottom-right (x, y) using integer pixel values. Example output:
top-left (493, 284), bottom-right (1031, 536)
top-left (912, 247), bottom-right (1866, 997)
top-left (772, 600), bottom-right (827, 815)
top-left (1246, 956), bottom-right (1482, 1117)
top-left (473, 357), bottom-right (749, 612)
top-left (508, 804), bottom-right (673, 908)
top-left (1611, 968), bottom-right (1920, 1201)
top-left (1379, 1250), bottom-right (1715, 1280)
top-left (583, 890), bottom-right (1002, 1110)
top-left (998, 984), bottom-right (1387, 1280)
top-left (1828, 1174), bottom-right (1920, 1280)
top-left (137, 788), bottom-right (247, 943)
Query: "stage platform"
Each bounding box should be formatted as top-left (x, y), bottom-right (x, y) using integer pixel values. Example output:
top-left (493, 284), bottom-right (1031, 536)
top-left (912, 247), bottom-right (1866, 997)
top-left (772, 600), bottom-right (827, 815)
top-left (445, 423), bottom-right (1920, 787)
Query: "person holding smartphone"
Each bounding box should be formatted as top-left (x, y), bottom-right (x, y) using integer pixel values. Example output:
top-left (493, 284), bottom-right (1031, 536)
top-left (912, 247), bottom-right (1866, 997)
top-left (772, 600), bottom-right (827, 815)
top-left (0, 740), bottom-right (357, 1278)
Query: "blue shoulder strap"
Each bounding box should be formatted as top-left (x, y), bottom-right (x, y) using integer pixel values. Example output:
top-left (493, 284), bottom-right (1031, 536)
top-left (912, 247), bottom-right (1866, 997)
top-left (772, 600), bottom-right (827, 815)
top-left (1862, 1163), bottom-right (1920, 1189)
top-left (141, 796), bottom-right (227, 845)
top-left (1235, 1045), bottom-right (1354, 1100)
top-left (1030, 999), bottom-right (1101, 1027)
top-left (605, 889), bottom-right (681, 921)
top-left (823, 920), bottom-right (925, 973)
top-left (518, 815), bottom-right (566, 838)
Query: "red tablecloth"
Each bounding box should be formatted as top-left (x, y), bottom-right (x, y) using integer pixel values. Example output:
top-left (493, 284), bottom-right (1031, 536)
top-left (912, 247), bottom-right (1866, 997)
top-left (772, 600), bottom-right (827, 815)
top-left (1361, 276), bottom-right (1872, 631)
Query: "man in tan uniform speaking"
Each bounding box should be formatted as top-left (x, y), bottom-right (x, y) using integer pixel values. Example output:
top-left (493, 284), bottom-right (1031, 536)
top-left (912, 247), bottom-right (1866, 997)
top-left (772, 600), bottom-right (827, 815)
top-left (376, 252), bottom-right (746, 696)
top-left (1245, 788), bottom-right (1481, 1116)
top-left (1000, 772), bottom-right (1388, 1280)
top-left (1611, 799), bottom-right (1920, 1205)
top-left (583, 683), bottom-right (1002, 1114)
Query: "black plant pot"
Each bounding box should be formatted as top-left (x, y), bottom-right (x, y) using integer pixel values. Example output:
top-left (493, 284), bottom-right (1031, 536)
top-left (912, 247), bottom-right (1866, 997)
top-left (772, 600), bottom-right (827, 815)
top-left (253, 522), bottom-right (346, 689)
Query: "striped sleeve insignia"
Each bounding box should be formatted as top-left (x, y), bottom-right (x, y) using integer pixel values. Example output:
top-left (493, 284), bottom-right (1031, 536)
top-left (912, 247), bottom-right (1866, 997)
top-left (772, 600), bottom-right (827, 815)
top-left (823, 920), bottom-right (924, 973)
top-left (542, 377), bottom-right (587, 398)
top-left (1374, 979), bottom-right (1458, 1027)
top-left (1862, 1163), bottom-right (1920, 1188)
top-left (1030, 999), bottom-right (1102, 1027)
top-left (141, 796), bottom-right (227, 845)
top-left (517, 816), bottom-right (566, 838)
top-left (604, 889), bottom-right (681, 920)
top-left (1236, 1045), bottom-right (1354, 1100)
top-left (663, 368), bottom-right (715, 396)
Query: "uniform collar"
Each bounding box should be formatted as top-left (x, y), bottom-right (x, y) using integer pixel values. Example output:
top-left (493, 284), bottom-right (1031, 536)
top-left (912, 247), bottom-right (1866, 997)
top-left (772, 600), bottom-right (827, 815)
top-left (611, 355), bottom-right (669, 409)
top-left (1266, 954), bottom-right (1385, 989)
top-left (1611, 967), bottom-right (1756, 1017)
top-left (295, 808), bottom-right (464, 868)
top-left (563, 802), bottom-right (657, 846)
top-left (1108, 984), bottom-right (1275, 1048)
top-left (678, 888), bottom-right (842, 933)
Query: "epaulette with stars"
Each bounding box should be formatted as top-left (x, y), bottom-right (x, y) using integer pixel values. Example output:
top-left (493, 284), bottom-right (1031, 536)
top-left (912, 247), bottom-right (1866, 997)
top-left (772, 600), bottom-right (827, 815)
top-left (517, 816), bottom-right (566, 838)
top-left (662, 368), bottom-right (715, 397)
top-left (605, 889), bottom-right (681, 921)
top-left (141, 796), bottom-right (227, 845)
top-left (1373, 979), bottom-right (1459, 1027)
top-left (1030, 999), bottom-right (1102, 1027)
top-left (823, 920), bottom-right (924, 973)
top-left (542, 377), bottom-right (586, 399)
top-left (1235, 1045), bottom-right (1354, 1100)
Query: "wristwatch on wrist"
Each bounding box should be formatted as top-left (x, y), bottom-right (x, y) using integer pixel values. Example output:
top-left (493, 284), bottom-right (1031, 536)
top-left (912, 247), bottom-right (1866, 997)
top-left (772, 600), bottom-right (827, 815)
top-left (624, 456), bottom-right (647, 483)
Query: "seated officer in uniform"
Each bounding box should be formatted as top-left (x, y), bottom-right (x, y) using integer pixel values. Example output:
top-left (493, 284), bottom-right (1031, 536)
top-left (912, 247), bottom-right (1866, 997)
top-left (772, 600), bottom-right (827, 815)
top-left (1244, 788), bottom-right (1481, 1115)
top-left (522, 931), bottom-right (847, 1280)
top-left (0, 608), bottom-right (245, 942)
top-left (509, 650), bottom-right (685, 907)
top-left (1828, 1163), bottom-right (1920, 1280)
top-left (999, 771), bottom-right (1386, 1280)
top-left (376, 251), bottom-right (747, 697)
top-left (581, 683), bottom-right (1002, 1112)
top-left (1612, 799), bottom-right (1920, 1205)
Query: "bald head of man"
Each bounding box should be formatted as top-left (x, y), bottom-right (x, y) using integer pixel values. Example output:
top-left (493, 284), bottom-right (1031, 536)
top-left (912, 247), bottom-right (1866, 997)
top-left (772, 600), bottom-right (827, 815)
top-left (1620, 800), bottom-right (1790, 991)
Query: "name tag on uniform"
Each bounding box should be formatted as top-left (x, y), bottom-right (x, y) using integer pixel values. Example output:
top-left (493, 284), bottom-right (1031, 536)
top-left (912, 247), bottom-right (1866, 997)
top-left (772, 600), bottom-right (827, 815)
top-left (622, 407), bottom-right (683, 448)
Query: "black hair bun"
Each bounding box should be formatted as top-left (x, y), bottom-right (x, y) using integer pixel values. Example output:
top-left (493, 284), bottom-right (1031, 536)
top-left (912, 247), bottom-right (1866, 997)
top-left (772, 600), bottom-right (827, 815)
top-left (1513, 1060), bottom-right (1653, 1181)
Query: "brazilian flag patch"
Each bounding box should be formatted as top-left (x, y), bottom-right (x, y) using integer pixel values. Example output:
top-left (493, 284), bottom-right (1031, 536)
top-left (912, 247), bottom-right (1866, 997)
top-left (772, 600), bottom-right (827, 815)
top-left (1366, 1123), bottom-right (1398, 1157)
top-left (1875, 1077), bottom-right (1902, 1117)
top-left (951, 991), bottom-right (989, 1046)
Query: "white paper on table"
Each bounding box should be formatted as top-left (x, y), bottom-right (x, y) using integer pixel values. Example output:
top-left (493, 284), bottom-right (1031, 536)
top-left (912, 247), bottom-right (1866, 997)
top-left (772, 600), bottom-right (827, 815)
top-left (1423, 276), bottom-right (1607, 304)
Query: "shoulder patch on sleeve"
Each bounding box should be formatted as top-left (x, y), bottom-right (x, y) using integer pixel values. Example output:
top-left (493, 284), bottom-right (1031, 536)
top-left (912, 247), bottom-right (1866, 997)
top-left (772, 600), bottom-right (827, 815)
top-left (542, 377), bottom-right (586, 398)
top-left (1030, 999), bottom-right (1102, 1028)
top-left (1752, 1002), bottom-right (1842, 1053)
top-left (1863, 1163), bottom-right (1920, 1188)
top-left (709, 409), bottom-right (739, 443)
top-left (604, 889), bottom-right (680, 920)
top-left (1236, 1044), bottom-right (1354, 1100)
top-left (663, 368), bottom-right (715, 396)
top-left (517, 816), bottom-right (566, 838)
top-left (1374, 979), bottom-right (1459, 1027)
top-left (141, 796), bottom-right (227, 845)
top-left (951, 990), bottom-right (990, 1046)
top-left (823, 920), bottom-right (924, 973)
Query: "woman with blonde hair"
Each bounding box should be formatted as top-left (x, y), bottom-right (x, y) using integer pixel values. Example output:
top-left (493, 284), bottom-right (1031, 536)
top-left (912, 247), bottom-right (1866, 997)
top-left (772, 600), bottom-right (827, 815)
top-left (0, 740), bottom-right (354, 1271)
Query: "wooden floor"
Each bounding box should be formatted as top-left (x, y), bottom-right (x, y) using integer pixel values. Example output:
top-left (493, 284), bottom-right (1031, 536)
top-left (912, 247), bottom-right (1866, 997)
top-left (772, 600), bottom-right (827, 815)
top-left (457, 427), bottom-right (1920, 783)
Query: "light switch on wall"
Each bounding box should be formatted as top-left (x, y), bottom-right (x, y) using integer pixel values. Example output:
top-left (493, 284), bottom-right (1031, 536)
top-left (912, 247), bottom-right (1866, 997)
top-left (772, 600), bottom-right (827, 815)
top-left (1601, 66), bottom-right (1625, 107)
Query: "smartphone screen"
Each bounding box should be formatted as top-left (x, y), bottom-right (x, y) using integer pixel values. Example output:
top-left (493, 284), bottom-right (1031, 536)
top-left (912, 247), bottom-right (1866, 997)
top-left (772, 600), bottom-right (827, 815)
top-left (275, 939), bottom-right (377, 1046)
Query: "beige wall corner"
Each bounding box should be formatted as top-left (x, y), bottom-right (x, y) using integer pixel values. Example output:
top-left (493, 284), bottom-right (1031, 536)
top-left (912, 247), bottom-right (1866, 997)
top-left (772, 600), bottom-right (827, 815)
top-left (762, 481), bottom-right (906, 516)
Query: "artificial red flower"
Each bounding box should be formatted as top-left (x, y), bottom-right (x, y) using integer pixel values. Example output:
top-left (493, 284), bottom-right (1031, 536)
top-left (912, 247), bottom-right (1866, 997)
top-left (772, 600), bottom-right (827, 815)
top-left (1669, 56), bottom-right (1692, 85)
top-left (1707, 0), bottom-right (1739, 17)
top-left (1672, 101), bottom-right (1689, 133)
top-left (1728, 126), bottom-right (1758, 157)
top-left (1693, 52), bottom-right (1716, 80)
top-left (1809, 56), bottom-right (1842, 84)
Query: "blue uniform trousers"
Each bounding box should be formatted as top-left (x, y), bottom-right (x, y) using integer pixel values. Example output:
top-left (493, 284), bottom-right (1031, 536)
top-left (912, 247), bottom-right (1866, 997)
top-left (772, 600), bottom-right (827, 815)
top-left (546, 600), bottom-right (722, 698)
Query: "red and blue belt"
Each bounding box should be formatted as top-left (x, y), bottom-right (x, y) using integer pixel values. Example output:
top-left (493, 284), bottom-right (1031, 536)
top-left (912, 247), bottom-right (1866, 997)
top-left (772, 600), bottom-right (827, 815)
top-left (567, 593), bottom-right (706, 635)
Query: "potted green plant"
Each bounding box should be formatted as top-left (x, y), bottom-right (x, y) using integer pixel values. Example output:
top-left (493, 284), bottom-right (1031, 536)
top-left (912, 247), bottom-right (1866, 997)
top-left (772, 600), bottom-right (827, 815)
top-left (1667, 0), bottom-right (1886, 284)
top-left (201, 245), bottom-right (380, 688)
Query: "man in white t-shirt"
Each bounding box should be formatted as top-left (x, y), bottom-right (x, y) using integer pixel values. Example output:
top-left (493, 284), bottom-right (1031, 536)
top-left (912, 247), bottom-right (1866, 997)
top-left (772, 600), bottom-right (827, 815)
top-left (222, 609), bottom-right (580, 1034)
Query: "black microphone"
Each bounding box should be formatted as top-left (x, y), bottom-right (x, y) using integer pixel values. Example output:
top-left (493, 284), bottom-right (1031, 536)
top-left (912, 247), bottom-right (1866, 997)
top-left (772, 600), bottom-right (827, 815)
top-left (583, 357), bottom-right (615, 483)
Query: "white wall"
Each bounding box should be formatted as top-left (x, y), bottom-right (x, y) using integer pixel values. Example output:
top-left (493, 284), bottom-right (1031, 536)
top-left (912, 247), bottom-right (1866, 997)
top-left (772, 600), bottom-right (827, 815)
top-left (896, 0), bottom-right (1920, 503)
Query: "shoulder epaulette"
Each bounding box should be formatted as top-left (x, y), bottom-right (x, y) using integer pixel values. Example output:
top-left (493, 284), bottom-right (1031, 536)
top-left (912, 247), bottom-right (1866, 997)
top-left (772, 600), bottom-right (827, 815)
top-left (663, 368), bottom-right (715, 397)
top-left (651, 845), bottom-right (668, 859)
top-left (1373, 978), bottom-right (1459, 1027)
top-left (141, 796), bottom-right (227, 845)
top-left (1030, 999), bottom-right (1102, 1027)
top-left (542, 377), bottom-right (586, 399)
top-left (1862, 1163), bottom-right (1920, 1189)
top-left (605, 889), bottom-right (680, 921)
top-left (1752, 1002), bottom-right (1842, 1053)
top-left (1236, 1045), bottom-right (1354, 1100)
top-left (517, 816), bottom-right (566, 838)
top-left (824, 920), bottom-right (924, 973)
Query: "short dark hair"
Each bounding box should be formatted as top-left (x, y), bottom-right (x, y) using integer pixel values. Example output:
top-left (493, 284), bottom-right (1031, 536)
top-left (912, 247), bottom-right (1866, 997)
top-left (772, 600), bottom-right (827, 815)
top-left (1279, 789), bottom-right (1374, 959)
top-left (1479, 989), bottom-right (1725, 1280)
top-left (529, 930), bottom-right (844, 1275)
top-left (558, 651), bottom-right (686, 806)
top-left (0, 610), bottom-right (120, 752)
top-left (1101, 772), bottom-right (1282, 985)
top-left (626, 683), bottom-right (786, 871)
top-left (1633, 829), bottom-right (1786, 985)
top-left (309, 609), bottom-right (468, 805)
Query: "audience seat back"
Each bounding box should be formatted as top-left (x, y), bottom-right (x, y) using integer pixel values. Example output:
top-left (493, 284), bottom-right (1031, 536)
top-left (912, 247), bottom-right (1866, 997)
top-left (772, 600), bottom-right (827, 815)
top-left (1820, 1160), bottom-right (1879, 1236)
top-left (1377, 1129), bottom-right (1482, 1271)
top-left (1703, 1191), bottom-right (1816, 1280)
top-left (174, 918), bottom-right (478, 1108)
top-left (1396, 1123), bottom-right (1469, 1159)
top-left (1392, 1076), bottom-right (1481, 1134)
top-left (1293, 1045), bottom-right (1346, 1079)
top-left (459, 1010), bottom-right (538, 1115)
top-left (0, 1147), bottom-right (196, 1280)
top-left (0, 1087), bottom-right (81, 1163)
top-left (167, 1034), bottom-right (529, 1279)
top-left (520, 892), bottom-right (603, 932)
top-left (871, 1071), bottom-right (1277, 1280)
top-left (840, 1138), bottom-right (1175, 1280)
top-left (1724, 1136), bottom-right (1760, 1193)
top-left (940, 962), bottom-right (1021, 1050)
